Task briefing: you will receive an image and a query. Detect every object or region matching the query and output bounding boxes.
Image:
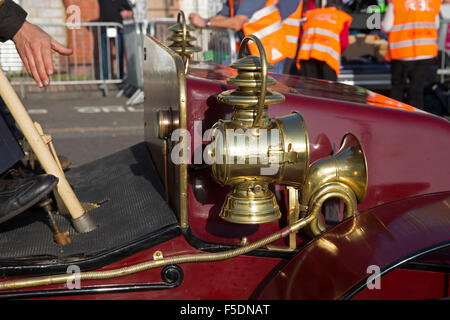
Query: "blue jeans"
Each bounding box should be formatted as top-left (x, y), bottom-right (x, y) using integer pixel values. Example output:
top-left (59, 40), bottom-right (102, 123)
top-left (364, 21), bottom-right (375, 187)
top-left (100, 27), bottom-right (124, 80)
top-left (272, 59), bottom-right (286, 74)
top-left (221, 55), bottom-right (286, 74)
top-left (0, 99), bottom-right (23, 175)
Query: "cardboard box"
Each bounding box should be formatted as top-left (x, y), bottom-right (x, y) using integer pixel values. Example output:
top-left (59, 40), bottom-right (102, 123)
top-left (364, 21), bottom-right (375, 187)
top-left (343, 33), bottom-right (389, 63)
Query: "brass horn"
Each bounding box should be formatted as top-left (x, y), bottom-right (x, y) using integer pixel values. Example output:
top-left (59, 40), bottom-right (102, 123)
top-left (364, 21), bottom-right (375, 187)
top-left (300, 133), bottom-right (368, 236)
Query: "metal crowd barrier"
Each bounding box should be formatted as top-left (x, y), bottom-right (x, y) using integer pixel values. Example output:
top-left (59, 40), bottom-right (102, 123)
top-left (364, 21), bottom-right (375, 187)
top-left (120, 21), bottom-right (146, 105)
top-left (147, 18), bottom-right (237, 65)
top-left (0, 19), bottom-right (236, 100)
top-left (0, 22), bottom-right (125, 96)
top-left (3, 18), bottom-right (450, 99)
top-left (437, 19), bottom-right (450, 83)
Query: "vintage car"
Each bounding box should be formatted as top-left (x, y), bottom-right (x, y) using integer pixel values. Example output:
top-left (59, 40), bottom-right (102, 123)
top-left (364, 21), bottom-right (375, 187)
top-left (0, 14), bottom-right (448, 301)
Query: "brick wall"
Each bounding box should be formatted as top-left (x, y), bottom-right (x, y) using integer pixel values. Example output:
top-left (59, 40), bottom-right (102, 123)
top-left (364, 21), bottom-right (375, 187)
top-left (63, 0), bottom-right (99, 68)
top-left (180, 0), bottom-right (223, 19)
top-left (22, 0), bottom-right (68, 46)
top-left (146, 0), bottom-right (224, 19)
top-left (147, 0), bottom-right (180, 19)
top-left (11, 0), bottom-right (225, 77)
top-left (19, 0), bottom-right (100, 71)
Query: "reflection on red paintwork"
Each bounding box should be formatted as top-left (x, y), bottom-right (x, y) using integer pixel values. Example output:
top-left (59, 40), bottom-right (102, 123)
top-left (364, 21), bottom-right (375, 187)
top-left (366, 91), bottom-right (417, 112)
top-left (188, 61), bottom-right (418, 112)
top-left (186, 64), bottom-right (450, 247)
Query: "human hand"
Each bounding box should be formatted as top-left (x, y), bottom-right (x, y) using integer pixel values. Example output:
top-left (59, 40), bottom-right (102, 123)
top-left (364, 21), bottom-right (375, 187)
top-left (189, 13), bottom-right (206, 28)
top-left (13, 21), bottom-right (73, 88)
top-left (120, 10), bottom-right (133, 19)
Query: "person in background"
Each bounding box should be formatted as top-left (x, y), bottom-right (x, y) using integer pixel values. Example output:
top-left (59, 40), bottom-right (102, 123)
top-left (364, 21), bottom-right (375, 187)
top-left (0, 0), bottom-right (70, 223)
top-left (189, 0), bottom-right (291, 73)
top-left (279, 0), bottom-right (304, 73)
top-left (382, 0), bottom-right (441, 109)
top-left (438, 0), bottom-right (450, 52)
top-left (294, 0), bottom-right (352, 81)
top-left (97, 0), bottom-right (133, 80)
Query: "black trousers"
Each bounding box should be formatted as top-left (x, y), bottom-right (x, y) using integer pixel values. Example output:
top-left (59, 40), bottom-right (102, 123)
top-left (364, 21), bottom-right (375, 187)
top-left (0, 98), bottom-right (23, 175)
top-left (297, 58), bottom-right (338, 81)
top-left (390, 58), bottom-right (435, 109)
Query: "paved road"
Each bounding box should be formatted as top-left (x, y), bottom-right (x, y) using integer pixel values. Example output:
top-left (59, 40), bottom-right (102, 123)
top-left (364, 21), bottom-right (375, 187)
top-left (22, 94), bottom-right (144, 167)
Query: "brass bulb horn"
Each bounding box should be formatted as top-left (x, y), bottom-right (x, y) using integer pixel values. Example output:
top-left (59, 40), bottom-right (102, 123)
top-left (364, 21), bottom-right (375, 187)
top-left (300, 133), bottom-right (368, 237)
top-left (168, 11), bottom-right (201, 73)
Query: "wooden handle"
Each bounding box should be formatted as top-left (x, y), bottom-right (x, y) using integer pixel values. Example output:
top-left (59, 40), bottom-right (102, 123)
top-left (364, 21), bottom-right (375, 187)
top-left (0, 68), bottom-right (85, 219)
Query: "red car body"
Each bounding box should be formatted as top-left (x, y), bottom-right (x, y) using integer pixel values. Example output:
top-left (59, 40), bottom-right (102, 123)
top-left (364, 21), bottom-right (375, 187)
top-left (0, 36), bottom-right (448, 300)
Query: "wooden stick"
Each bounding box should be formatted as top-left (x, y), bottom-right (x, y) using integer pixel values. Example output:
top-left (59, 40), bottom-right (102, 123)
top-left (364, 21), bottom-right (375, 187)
top-left (34, 121), bottom-right (64, 172)
top-left (0, 68), bottom-right (85, 220)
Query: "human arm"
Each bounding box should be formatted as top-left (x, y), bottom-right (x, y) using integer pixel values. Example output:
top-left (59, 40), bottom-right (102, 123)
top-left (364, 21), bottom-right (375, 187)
top-left (189, 0), bottom-right (265, 31)
top-left (120, 0), bottom-right (133, 19)
top-left (13, 22), bottom-right (73, 88)
top-left (120, 10), bottom-right (133, 19)
top-left (381, 2), bottom-right (394, 33)
top-left (189, 13), bottom-right (249, 31)
top-left (0, 0), bottom-right (27, 42)
top-left (340, 21), bottom-right (349, 52)
top-left (0, 0), bottom-right (72, 87)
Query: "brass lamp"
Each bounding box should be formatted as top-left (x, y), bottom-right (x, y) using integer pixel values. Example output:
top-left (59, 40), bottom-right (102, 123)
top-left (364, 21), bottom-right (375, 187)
top-left (207, 35), bottom-right (310, 225)
top-left (168, 11), bottom-right (201, 73)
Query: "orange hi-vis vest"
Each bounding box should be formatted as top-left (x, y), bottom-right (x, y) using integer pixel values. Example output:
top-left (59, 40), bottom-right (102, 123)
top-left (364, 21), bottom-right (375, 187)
top-left (282, 0), bottom-right (304, 58)
top-left (388, 0), bottom-right (441, 60)
top-left (297, 7), bottom-right (352, 76)
top-left (229, 0), bottom-right (289, 64)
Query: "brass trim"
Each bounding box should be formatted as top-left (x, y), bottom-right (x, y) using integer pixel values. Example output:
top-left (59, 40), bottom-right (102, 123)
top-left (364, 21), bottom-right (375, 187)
top-left (143, 35), bottom-right (189, 229)
top-left (237, 35), bottom-right (268, 128)
top-left (266, 187), bottom-right (300, 252)
top-left (0, 0), bottom-right (5, 9)
top-left (153, 251), bottom-right (164, 260)
top-left (162, 139), bottom-right (169, 204)
top-left (0, 216), bottom-right (314, 291)
top-left (168, 11), bottom-right (201, 73)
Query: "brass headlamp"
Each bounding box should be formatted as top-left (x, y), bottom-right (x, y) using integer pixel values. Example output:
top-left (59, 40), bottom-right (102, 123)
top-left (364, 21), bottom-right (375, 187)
top-left (207, 36), bottom-right (310, 225)
top-left (207, 35), bottom-right (368, 240)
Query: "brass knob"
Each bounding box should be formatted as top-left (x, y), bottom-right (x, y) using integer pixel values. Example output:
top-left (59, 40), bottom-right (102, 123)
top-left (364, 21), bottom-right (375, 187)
top-left (168, 11), bottom-right (201, 71)
top-left (217, 35), bottom-right (284, 127)
top-left (157, 109), bottom-right (179, 140)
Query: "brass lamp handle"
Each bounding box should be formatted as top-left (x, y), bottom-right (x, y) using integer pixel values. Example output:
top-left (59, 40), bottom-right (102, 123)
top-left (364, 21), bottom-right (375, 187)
top-left (177, 11), bottom-right (187, 57)
top-left (238, 35), bottom-right (268, 128)
top-left (177, 11), bottom-right (189, 73)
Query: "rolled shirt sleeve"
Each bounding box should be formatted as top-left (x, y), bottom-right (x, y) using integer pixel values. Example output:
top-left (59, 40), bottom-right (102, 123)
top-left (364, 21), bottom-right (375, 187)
top-left (381, 2), bottom-right (394, 33)
top-left (0, 0), bottom-right (27, 42)
top-left (218, 0), bottom-right (266, 18)
top-left (120, 0), bottom-right (133, 11)
top-left (236, 0), bottom-right (266, 18)
top-left (219, 2), bottom-right (231, 17)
